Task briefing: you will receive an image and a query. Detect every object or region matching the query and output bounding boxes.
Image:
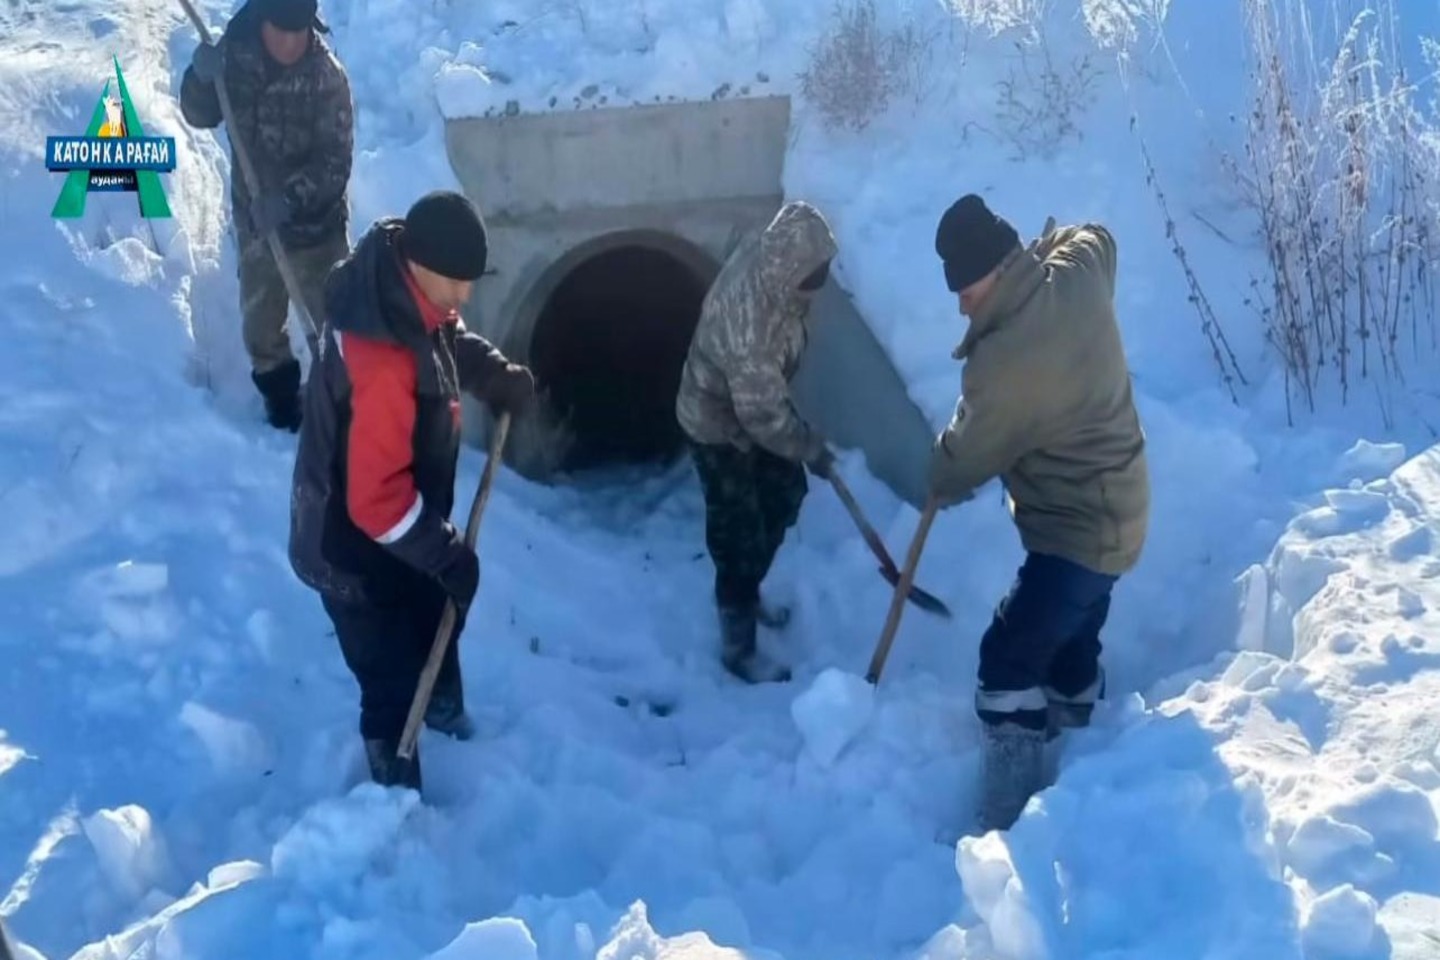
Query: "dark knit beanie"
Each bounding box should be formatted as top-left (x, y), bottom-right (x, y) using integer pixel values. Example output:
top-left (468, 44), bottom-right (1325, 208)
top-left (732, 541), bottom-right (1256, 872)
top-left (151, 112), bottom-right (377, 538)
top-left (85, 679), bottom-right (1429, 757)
top-left (258, 0), bottom-right (319, 32)
top-left (399, 190), bottom-right (488, 281)
top-left (934, 194), bottom-right (1020, 292)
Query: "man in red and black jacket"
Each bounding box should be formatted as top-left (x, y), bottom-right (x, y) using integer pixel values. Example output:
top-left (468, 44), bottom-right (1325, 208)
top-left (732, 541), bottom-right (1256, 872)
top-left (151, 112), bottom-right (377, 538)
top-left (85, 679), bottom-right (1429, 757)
top-left (288, 190), bottom-right (533, 790)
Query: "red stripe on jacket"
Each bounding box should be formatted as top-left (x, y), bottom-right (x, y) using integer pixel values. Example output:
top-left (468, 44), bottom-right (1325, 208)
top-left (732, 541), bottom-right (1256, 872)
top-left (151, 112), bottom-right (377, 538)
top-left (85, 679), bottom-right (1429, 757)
top-left (341, 266), bottom-right (457, 541)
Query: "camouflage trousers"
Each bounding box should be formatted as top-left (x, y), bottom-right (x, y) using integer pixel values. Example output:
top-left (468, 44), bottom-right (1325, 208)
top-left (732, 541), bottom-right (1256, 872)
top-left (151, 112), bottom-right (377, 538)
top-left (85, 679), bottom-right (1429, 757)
top-left (690, 440), bottom-right (809, 608)
top-left (239, 229), bottom-right (348, 374)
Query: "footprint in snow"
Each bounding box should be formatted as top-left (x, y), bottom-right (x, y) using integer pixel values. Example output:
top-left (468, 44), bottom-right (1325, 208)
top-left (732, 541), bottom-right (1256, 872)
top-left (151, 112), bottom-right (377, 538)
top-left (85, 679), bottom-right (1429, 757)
top-left (1352, 634), bottom-right (1440, 687)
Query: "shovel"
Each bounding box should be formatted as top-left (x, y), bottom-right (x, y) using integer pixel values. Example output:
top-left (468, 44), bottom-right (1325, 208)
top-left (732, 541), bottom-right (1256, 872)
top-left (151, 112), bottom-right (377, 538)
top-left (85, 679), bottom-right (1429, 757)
top-left (825, 469), bottom-right (951, 619)
top-left (397, 412), bottom-right (512, 761)
top-left (177, 0), bottom-right (321, 358)
top-left (865, 495), bottom-right (941, 684)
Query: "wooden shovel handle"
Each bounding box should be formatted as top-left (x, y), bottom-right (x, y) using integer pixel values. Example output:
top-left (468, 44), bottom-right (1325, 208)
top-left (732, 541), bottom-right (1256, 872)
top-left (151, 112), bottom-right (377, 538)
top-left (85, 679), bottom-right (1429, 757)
top-left (865, 496), bottom-right (939, 684)
top-left (397, 412), bottom-right (511, 760)
top-left (827, 470), bottom-right (901, 578)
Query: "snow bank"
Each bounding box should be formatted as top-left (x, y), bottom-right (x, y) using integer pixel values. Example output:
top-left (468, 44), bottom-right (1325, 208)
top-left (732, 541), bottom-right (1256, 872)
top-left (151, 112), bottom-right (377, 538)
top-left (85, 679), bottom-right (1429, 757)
top-left (956, 441), bottom-right (1440, 957)
top-left (7, 0), bottom-right (1440, 959)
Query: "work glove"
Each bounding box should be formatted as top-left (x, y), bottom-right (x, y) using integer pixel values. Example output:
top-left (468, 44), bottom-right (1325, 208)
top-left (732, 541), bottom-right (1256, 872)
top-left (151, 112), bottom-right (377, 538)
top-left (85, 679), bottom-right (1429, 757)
top-left (434, 531), bottom-right (480, 614)
top-left (805, 445), bottom-right (836, 478)
top-left (250, 191), bottom-right (291, 235)
top-left (191, 42), bottom-right (224, 84)
top-left (483, 363), bottom-right (536, 416)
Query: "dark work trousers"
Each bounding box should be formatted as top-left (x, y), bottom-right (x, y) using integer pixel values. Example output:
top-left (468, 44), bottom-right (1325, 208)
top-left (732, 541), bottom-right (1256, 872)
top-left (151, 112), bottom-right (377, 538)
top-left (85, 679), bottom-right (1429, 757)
top-left (975, 552), bottom-right (1117, 731)
top-left (321, 576), bottom-right (465, 742)
top-left (690, 440), bottom-right (808, 609)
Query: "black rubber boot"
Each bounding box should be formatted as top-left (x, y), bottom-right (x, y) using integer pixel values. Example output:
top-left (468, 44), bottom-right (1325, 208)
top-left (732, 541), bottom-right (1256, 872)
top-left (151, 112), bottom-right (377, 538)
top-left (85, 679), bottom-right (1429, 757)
top-left (251, 359), bottom-right (303, 433)
top-left (424, 692), bottom-right (475, 741)
top-left (757, 599), bottom-right (791, 630)
top-left (363, 737), bottom-right (421, 791)
top-left (1044, 666), bottom-right (1106, 742)
top-left (718, 602), bottom-right (791, 684)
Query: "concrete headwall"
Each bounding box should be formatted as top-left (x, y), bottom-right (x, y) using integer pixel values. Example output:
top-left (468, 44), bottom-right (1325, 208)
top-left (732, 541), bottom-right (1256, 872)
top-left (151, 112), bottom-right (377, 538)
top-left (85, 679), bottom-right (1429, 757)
top-left (442, 95), bottom-right (936, 508)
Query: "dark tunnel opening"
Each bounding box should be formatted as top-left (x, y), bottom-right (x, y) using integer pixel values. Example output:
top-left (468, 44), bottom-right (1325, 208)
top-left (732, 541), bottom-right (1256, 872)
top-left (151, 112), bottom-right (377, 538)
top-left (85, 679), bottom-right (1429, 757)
top-left (529, 244), bottom-right (712, 473)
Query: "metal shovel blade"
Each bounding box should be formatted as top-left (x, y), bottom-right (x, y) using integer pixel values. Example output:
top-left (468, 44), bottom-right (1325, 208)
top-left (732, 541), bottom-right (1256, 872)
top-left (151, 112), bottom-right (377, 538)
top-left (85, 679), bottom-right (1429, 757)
top-left (878, 564), bottom-right (952, 619)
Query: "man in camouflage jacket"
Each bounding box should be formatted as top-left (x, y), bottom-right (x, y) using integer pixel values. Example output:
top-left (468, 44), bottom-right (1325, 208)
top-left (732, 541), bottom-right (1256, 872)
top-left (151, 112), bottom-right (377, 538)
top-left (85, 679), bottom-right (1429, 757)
top-left (675, 201), bottom-right (838, 684)
top-left (929, 194), bottom-right (1150, 832)
top-left (180, 0), bottom-right (353, 432)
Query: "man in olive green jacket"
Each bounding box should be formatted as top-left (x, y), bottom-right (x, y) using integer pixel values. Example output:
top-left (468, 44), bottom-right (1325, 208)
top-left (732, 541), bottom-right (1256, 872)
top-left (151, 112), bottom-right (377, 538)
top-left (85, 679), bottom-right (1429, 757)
top-left (928, 194), bottom-right (1149, 832)
top-left (676, 201), bottom-right (839, 683)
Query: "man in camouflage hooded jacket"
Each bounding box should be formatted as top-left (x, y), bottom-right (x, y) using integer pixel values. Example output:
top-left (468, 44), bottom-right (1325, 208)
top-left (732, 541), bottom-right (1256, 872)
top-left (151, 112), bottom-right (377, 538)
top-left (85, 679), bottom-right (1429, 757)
top-left (675, 201), bottom-right (838, 684)
top-left (179, 0), bottom-right (353, 432)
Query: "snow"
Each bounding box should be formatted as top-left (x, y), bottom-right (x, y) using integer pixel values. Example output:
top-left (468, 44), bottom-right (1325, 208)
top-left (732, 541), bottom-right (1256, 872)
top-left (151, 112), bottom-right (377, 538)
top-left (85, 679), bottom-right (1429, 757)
top-left (425, 917), bottom-right (539, 960)
top-left (4, 0), bottom-right (1440, 958)
top-left (789, 667), bottom-right (875, 767)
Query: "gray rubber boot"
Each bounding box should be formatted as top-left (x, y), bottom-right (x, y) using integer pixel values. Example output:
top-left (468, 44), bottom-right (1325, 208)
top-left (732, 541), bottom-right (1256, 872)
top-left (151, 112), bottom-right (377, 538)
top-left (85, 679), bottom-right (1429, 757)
top-left (976, 721), bottom-right (1046, 832)
top-left (719, 602), bottom-right (791, 684)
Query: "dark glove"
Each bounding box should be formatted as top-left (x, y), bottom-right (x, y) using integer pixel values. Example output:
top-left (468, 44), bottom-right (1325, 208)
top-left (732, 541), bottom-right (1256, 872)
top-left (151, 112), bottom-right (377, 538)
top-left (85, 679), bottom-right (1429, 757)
top-left (484, 363), bottom-right (535, 416)
top-left (805, 445), bottom-right (836, 478)
top-left (192, 42), bottom-right (224, 84)
top-left (250, 191), bottom-right (291, 235)
top-left (435, 533), bottom-right (479, 613)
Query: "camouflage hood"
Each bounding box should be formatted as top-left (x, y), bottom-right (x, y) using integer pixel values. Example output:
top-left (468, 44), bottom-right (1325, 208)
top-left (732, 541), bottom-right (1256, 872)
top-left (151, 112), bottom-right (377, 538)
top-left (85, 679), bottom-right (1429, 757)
top-left (674, 201), bottom-right (837, 462)
top-left (751, 201), bottom-right (839, 305)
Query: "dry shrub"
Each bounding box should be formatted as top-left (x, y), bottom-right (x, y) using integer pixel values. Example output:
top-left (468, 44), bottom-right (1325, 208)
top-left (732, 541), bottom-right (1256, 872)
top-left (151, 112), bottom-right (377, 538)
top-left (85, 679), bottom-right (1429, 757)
top-left (798, 0), bottom-right (934, 132)
top-left (1224, 0), bottom-right (1440, 425)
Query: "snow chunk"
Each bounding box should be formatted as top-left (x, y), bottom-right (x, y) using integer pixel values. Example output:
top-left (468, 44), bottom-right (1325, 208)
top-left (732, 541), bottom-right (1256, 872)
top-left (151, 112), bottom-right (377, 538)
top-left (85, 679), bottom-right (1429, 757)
top-left (96, 560), bottom-right (169, 597)
top-left (435, 61), bottom-right (495, 118)
top-left (1328, 778), bottom-right (1439, 853)
top-left (1337, 440), bottom-right (1407, 483)
top-left (790, 667), bottom-right (875, 767)
top-left (245, 609), bottom-right (279, 662)
top-left (425, 917), bottom-right (538, 960)
top-left (75, 560), bottom-right (180, 650)
top-left (1286, 814), bottom-right (1376, 882)
top-left (82, 804), bottom-right (172, 902)
top-left (179, 701), bottom-right (273, 781)
top-left (271, 784), bottom-right (420, 895)
top-left (8, 941), bottom-right (46, 960)
top-left (596, 901), bottom-right (778, 959)
top-left (954, 833), bottom-right (1048, 960)
top-left (1302, 884), bottom-right (1379, 958)
top-left (207, 860), bottom-right (265, 889)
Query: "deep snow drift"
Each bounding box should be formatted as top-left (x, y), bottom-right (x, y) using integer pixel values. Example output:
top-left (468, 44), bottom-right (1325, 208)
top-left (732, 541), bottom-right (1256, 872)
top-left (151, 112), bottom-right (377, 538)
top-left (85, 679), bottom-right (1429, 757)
top-left (3, 0), bottom-right (1440, 958)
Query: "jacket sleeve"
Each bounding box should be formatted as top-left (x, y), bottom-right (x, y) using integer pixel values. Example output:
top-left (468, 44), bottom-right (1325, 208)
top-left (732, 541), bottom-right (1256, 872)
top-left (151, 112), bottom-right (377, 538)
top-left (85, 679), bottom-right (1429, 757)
top-left (341, 332), bottom-right (461, 577)
top-left (453, 319), bottom-right (513, 399)
top-left (927, 366), bottom-right (1037, 506)
top-left (178, 62), bottom-right (223, 129)
top-left (728, 356), bottom-right (822, 462)
top-left (281, 61), bottom-right (354, 223)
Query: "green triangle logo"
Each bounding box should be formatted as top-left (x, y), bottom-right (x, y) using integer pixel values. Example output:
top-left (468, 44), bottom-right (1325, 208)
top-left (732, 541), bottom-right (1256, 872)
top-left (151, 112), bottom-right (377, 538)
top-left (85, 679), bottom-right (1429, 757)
top-left (49, 57), bottom-right (175, 219)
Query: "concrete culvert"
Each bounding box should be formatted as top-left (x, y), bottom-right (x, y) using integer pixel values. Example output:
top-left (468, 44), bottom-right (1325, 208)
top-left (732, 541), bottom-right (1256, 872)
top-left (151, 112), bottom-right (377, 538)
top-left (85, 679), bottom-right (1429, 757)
top-left (528, 237), bottom-right (716, 472)
top-left (445, 95), bottom-right (937, 506)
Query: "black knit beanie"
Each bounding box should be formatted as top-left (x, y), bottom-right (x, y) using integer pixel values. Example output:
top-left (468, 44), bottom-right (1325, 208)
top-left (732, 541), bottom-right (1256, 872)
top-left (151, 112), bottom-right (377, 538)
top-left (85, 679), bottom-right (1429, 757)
top-left (934, 194), bottom-right (1020, 292)
top-left (399, 191), bottom-right (488, 281)
top-left (258, 0), bottom-right (319, 31)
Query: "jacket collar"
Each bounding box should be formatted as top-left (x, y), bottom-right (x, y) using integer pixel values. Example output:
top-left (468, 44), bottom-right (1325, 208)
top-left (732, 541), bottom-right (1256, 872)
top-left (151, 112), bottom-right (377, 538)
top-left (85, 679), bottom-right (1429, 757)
top-left (953, 245), bottom-right (1044, 360)
top-left (399, 262), bottom-right (454, 335)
